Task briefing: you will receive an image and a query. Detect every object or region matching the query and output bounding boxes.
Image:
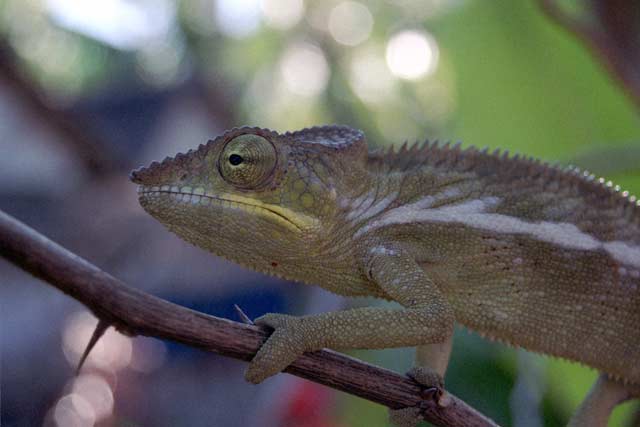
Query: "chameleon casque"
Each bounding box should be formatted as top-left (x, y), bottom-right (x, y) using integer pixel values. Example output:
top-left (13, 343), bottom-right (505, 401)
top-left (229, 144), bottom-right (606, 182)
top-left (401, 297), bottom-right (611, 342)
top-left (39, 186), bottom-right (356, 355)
top-left (131, 125), bottom-right (640, 426)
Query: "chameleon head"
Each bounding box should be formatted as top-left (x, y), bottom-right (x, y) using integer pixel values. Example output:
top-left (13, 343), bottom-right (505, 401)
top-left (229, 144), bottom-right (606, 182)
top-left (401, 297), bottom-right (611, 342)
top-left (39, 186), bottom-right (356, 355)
top-left (130, 126), bottom-right (368, 277)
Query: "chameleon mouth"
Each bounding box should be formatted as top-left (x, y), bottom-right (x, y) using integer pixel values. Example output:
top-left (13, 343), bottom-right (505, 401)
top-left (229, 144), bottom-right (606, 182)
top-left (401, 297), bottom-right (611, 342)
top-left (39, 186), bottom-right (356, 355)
top-left (137, 185), bottom-right (312, 232)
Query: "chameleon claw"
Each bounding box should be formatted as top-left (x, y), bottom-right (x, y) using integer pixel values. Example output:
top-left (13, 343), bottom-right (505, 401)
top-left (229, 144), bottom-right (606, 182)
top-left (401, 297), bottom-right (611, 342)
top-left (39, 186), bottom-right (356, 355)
top-left (419, 386), bottom-right (451, 407)
top-left (388, 385), bottom-right (449, 427)
top-left (406, 367), bottom-right (449, 407)
top-left (76, 318), bottom-right (110, 375)
top-left (420, 386), bottom-right (443, 402)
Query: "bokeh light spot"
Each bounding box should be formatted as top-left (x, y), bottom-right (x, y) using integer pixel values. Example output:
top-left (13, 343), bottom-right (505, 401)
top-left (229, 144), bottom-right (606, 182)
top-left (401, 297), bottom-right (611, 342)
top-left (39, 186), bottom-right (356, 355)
top-left (328, 1), bottom-right (373, 46)
top-left (45, 0), bottom-right (175, 50)
top-left (349, 48), bottom-right (395, 105)
top-left (136, 38), bottom-right (187, 87)
top-left (386, 30), bottom-right (439, 80)
top-left (214, 0), bottom-right (261, 39)
top-left (129, 337), bottom-right (168, 373)
top-left (261, 0), bottom-right (305, 30)
top-left (72, 375), bottom-right (114, 421)
top-left (279, 42), bottom-right (329, 97)
top-left (54, 393), bottom-right (96, 427)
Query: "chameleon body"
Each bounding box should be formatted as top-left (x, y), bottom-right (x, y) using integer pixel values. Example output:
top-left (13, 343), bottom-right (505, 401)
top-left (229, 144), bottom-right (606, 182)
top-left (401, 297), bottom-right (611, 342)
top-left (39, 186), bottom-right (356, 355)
top-left (131, 126), bottom-right (640, 426)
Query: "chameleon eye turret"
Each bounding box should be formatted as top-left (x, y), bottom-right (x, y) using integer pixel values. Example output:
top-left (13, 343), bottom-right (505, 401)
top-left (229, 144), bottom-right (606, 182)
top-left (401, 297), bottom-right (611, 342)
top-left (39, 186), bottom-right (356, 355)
top-left (219, 133), bottom-right (277, 189)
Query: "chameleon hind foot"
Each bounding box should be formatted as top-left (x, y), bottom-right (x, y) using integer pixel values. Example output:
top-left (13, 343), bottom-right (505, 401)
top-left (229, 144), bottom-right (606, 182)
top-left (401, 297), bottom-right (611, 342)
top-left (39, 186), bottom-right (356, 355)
top-left (388, 367), bottom-right (447, 427)
top-left (407, 366), bottom-right (445, 401)
top-left (388, 406), bottom-right (424, 427)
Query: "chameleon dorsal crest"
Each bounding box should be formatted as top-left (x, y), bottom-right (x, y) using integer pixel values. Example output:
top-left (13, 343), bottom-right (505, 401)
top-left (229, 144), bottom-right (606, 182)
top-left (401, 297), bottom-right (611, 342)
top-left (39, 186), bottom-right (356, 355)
top-left (285, 125), bottom-right (367, 157)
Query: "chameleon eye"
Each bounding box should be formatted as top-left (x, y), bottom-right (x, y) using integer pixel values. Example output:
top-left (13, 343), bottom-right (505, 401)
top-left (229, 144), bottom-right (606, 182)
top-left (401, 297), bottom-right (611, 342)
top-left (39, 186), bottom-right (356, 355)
top-left (219, 134), bottom-right (277, 188)
top-left (229, 154), bottom-right (243, 165)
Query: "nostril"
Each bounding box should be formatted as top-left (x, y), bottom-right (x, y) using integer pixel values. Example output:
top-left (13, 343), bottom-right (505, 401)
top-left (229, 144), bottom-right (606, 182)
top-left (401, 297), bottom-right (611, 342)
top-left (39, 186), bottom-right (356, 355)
top-left (129, 169), bottom-right (141, 183)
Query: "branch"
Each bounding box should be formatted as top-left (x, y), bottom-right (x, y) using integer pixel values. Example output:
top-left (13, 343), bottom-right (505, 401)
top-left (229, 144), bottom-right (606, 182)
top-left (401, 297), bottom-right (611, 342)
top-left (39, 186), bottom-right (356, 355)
top-left (0, 209), bottom-right (499, 427)
top-left (538, 0), bottom-right (640, 111)
top-left (0, 41), bottom-right (119, 176)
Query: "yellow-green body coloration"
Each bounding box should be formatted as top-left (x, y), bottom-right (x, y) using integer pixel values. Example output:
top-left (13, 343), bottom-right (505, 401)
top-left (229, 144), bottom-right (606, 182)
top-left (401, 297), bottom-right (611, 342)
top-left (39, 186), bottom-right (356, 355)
top-left (131, 126), bottom-right (640, 427)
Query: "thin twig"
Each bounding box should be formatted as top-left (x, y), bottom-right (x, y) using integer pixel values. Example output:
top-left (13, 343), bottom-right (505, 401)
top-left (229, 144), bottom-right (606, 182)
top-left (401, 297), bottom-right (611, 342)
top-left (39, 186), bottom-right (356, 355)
top-left (0, 209), bottom-right (499, 427)
top-left (75, 319), bottom-right (111, 374)
top-left (234, 304), bottom-right (255, 325)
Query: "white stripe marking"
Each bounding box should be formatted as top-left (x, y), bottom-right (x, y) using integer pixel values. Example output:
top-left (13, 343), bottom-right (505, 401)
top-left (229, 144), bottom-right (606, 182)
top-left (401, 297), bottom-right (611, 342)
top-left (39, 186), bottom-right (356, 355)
top-left (346, 191), bottom-right (376, 220)
top-left (356, 196), bottom-right (640, 269)
top-left (603, 242), bottom-right (640, 269)
top-left (412, 186), bottom-right (464, 210)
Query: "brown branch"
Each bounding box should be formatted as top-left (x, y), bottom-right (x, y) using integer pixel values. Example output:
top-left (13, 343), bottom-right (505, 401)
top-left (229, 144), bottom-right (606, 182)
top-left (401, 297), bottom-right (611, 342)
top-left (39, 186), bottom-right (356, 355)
top-left (0, 209), bottom-right (499, 427)
top-left (0, 41), bottom-right (118, 176)
top-left (538, 0), bottom-right (640, 111)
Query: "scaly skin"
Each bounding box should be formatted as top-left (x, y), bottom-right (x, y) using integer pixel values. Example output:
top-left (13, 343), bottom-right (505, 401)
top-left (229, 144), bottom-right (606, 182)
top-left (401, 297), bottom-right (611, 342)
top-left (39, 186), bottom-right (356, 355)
top-left (131, 125), bottom-right (640, 426)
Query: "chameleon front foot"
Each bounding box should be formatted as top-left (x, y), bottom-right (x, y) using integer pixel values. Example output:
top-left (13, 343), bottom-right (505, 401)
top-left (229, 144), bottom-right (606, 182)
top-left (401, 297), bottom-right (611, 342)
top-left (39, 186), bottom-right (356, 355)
top-left (245, 313), bottom-right (307, 384)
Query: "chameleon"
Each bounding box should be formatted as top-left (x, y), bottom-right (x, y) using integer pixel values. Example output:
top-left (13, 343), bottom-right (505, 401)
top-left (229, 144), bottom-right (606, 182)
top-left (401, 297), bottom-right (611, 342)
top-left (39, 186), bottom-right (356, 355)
top-left (130, 125), bottom-right (640, 426)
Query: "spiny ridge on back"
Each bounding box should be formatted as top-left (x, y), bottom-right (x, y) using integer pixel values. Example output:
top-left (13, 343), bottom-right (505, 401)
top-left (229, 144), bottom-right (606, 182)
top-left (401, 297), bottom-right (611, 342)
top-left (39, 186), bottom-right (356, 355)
top-left (370, 140), bottom-right (640, 222)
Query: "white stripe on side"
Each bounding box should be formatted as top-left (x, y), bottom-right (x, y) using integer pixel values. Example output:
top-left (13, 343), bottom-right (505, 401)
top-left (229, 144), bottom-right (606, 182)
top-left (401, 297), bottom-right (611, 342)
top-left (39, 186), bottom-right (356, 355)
top-left (356, 196), bottom-right (640, 269)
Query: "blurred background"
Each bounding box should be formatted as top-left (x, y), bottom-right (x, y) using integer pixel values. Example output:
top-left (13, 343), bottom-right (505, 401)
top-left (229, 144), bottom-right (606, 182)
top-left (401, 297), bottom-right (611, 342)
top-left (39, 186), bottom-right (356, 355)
top-left (1, 0), bottom-right (639, 426)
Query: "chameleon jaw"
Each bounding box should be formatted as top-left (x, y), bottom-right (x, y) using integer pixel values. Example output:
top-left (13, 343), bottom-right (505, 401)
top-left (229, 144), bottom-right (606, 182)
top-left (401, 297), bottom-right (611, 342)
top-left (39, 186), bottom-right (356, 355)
top-left (137, 185), bottom-right (316, 233)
